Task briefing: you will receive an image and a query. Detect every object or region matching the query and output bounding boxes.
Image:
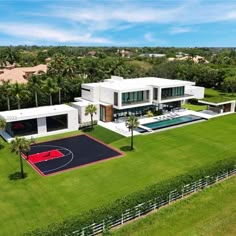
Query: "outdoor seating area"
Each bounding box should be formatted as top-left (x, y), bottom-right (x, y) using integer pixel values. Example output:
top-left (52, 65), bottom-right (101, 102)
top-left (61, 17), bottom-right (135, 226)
top-left (154, 112), bottom-right (180, 121)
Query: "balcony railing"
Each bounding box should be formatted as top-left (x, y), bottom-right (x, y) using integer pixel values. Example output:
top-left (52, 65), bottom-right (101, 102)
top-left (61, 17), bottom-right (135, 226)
top-left (161, 94), bottom-right (193, 101)
top-left (122, 100), bottom-right (150, 106)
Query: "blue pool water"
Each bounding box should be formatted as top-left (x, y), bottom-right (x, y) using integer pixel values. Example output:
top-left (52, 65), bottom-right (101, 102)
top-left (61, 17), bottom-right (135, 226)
top-left (142, 115), bottom-right (204, 130)
top-left (134, 127), bottom-right (148, 133)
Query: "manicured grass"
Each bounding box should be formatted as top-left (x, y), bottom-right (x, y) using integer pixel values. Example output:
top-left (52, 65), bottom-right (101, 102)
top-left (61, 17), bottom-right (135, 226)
top-left (204, 88), bottom-right (236, 103)
top-left (0, 114), bottom-right (236, 235)
top-left (112, 176), bottom-right (236, 236)
top-left (182, 103), bottom-right (207, 111)
top-left (82, 125), bottom-right (124, 144)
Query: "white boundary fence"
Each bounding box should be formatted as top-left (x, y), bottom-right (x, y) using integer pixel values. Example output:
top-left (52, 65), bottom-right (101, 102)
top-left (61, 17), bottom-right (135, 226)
top-left (72, 167), bottom-right (236, 236)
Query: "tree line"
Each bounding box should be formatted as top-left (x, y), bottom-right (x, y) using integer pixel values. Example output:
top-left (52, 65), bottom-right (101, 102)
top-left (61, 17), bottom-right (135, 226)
top-left (1, 48), bottom-right (236, 111)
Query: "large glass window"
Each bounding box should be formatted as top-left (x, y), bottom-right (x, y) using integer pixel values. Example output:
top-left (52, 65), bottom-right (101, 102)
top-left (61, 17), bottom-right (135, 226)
top-left (46, 114), bottom-right (68, 132)
top-left (100, 105), bottom-right (106, 122)
top-left (153, 88), bottom-right (158, 100)
top-left (161, 86), bottom-right (184, 99)
top-left (114, 92), bottom-right (118, 106)
top-left (122, 91), bottom-right (148, 105)
top-left (6, 119), bottom-right (38, 137)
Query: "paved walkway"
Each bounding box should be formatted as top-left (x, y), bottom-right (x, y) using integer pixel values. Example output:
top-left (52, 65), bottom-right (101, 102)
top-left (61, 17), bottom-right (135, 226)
top-left (98, 109), bottom-right (234, 137)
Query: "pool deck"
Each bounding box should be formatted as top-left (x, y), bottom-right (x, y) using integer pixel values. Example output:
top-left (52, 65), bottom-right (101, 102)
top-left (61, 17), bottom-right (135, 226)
top-left (98, 109), bottom-right (235, 137)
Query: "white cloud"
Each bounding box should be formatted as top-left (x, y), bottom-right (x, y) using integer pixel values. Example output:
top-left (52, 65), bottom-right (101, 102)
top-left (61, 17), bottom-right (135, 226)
top-left (0, 23), bottom-right (111, 44)
top-left (144, 33), bottom-right (155, 42)
top-left (170, 27), bottom-right (192, 34)
top-left (144, 33), bottom-right (166, 45)
top-left (41, 1), bottom-right (236, 31)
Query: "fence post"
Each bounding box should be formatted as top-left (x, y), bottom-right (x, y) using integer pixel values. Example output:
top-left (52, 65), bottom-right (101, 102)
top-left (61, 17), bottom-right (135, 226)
top-left (103, 220), bottom-right (105, 231)
top-left (154, 199), bottom-right (157, 210)
top-left (121, 213), bottom-right (124, 224)
top-left (216, 173), bottom-right (219, 182)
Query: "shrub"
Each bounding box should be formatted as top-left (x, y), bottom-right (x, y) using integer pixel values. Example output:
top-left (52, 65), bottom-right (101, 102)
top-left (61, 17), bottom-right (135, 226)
top-left (25, 157), bottom-right (236, 236)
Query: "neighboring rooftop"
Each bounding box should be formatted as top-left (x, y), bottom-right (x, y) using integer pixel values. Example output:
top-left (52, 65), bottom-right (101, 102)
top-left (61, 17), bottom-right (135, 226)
top-left (0, 64), bottom-right (47, 84)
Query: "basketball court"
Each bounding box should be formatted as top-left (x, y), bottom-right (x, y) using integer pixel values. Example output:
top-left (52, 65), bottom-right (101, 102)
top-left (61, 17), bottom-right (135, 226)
top-left (22, 134), bottom-right (123, 176)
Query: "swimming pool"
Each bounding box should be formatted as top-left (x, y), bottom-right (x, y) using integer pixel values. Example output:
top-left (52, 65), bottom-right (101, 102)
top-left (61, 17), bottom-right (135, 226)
top-left (134, 127), bottom-right (148, 133)
top-left (142, 115), bottom-right (204, 130)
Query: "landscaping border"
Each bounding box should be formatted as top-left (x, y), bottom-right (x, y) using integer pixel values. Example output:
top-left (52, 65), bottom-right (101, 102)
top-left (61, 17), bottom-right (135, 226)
top-left (25, 157), bottom-right (236, 236)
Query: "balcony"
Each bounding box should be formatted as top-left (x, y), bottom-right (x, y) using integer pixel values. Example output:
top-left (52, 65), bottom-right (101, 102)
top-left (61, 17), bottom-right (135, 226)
top-left (122, 100), bottom-right (150, 107)
top-left (161, 94), bottom-right (193, 101)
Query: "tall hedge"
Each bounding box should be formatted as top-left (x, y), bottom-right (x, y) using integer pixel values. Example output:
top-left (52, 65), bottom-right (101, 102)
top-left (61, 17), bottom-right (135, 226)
top-left (25, 156), bottom-right (236, 236)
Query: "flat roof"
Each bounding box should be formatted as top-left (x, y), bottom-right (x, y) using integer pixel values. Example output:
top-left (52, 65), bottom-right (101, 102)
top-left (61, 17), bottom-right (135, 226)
top-left (73, 98), bottom-right (109, 106)
top-left (198, 99), bottom-right (235, 106)
top-left (0, 104), bottom-right (77, 122)
top-left (82, 77), bottom-right (194, 91)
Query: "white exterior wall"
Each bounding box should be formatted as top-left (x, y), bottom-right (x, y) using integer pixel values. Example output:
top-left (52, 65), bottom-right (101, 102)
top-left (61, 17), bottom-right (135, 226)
top-left (37, 117), bottom-right (47, 134)
top-left (99, 87), bottom-right (114, 105)
top-left (231, 101), bottom-right (236, 112)
top-left (67, 109), bottom-right (79, 130)
top-left (81, 85), bottom-right (100, 102)
top-left (0, 105), bottom-right (79, 142)
top-left (185, 86), bottom-right (205, 99)
top-left (71, 102), bottom-right (99, 124)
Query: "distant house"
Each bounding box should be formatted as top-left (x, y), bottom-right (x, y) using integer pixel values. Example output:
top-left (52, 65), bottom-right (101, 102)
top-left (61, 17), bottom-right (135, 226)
top-left (139, 53), bottom-right (166, 58)
top-left (87, 50), bottom-right (97, 57)
top-left (0, 64), bottom-right (47, 84)
top-left (168, 55), bottom-right (209, 64)
top-left (45, 57), bottom-right (52, 63)
top-left (118, 49), bottom-right (132, 58)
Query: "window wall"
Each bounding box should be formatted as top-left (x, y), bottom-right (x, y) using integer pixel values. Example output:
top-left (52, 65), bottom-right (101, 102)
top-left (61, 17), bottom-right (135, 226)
top-left (113, 105), bottom-right (156, 119)
top-left (122, 90), bottom-right (149, 106)
top-left (153, 88), bottom-right (158, 100)
top-left (161, 86), bottom-right (184, 99)
top-left (46, 114), bottom-right (68, 132)
top-left (114, 92), bottom-right (118, 106)
top-left (6, 119), bottom-right (38, 137)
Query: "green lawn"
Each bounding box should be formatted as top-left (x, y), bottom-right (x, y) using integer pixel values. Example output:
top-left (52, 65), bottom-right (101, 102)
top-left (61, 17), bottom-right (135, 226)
top-left (182, 103), bottom-right (207, 111)
top-left (112, 176), bottom-right (236, 236)
top-left (0, 114), bottom-right (236, 235)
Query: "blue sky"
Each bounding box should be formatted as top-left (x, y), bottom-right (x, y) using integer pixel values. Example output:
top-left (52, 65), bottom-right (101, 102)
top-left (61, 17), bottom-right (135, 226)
top-left (1, 0), bottom-right (236, 47)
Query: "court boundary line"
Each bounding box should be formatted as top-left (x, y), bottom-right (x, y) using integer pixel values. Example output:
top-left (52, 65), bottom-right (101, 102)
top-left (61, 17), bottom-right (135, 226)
top-left (26, 144), bottom-right (74, 175)
top-left (34, 133), bottom-right (124, 156)
top-left (22, 133), bottom-right (124, 177)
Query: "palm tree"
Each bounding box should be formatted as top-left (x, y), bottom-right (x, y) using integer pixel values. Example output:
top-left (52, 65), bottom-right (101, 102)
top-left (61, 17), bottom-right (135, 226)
top-left (28, 75), bottom-right (42, 107)
top-left (125, 115), bottom-right (139, 150)
top-left (0, 117), bottom-right (6, 145)
top-left (63, 58), bottom-right (76, 78)
top-left (1, 80), bottom-right (12, 110)
top-left (0, 117), bottom-right (6, 131)
top-left (10, 82), bottom-right (30, 109)
top-left (85, 104), bottom-right (97, 129)
top-left (42, 77), bottom-right (59, 105)
top-left (11, 137), bottom-right (31, 178)
top-left (55, 76), bottom-right (63, 104)
top-left (0, 49), bottom-right (7, 68)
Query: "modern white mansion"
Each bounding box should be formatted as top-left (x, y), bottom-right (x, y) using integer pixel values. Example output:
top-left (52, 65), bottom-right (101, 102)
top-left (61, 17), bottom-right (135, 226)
top-left (0, 76), bottom-right (205, 141)
top-left (74, 76), bottom-right (204, 123)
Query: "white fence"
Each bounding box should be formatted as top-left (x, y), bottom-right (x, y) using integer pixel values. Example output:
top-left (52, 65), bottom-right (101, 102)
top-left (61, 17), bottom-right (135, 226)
top-left (72, 167), bottom-right (236, 236)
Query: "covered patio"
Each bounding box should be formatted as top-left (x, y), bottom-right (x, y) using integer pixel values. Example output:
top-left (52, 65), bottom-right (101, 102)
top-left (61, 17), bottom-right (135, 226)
top-left (198, 99), bottom-right (235, 115)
